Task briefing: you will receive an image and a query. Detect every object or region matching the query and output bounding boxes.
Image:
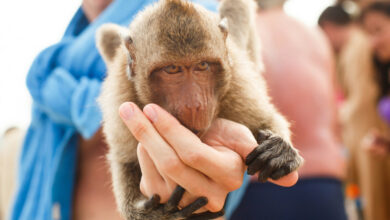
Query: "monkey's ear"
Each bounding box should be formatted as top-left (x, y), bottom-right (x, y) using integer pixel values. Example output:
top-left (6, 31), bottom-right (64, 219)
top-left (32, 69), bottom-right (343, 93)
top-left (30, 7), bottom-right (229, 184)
top-left (218, 17), bottom-right (229, 39)
top-left (123, 35), bottom-right (135, 79)
top-left (96, 23), bottom-right (129, 64)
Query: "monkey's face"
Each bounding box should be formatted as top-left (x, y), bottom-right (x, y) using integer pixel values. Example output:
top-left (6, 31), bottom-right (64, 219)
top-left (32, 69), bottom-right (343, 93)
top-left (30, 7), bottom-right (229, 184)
top-left (148, 60), bottom-right (222, 133)
top-left (118, 0), bottom-right (232, 134)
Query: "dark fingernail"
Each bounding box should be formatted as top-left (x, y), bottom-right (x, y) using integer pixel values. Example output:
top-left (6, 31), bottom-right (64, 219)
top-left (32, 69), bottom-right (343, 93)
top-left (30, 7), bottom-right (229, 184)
top-left (199, 197), bottom-right (208, 206)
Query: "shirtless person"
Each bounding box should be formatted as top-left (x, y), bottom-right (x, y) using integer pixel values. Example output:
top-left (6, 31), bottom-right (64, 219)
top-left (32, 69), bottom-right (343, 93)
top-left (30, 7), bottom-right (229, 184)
top-left (5, 1), bottom-right (298, 220)
top-left (230, 1), bottom-right (347, 219)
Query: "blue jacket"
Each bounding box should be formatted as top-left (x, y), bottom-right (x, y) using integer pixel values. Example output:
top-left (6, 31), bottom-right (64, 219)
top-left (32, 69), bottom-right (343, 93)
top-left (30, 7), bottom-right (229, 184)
top-left (10, 0), bottom-right (247, 219)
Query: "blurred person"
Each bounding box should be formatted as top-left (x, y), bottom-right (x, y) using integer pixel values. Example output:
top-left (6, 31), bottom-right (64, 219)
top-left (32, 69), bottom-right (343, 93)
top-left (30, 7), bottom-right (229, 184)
top-left (319, 5), bottom-right (354, 55)
top-left (5, 0), bottom-right (298, 220)
top-left (228, 1), bottom-right (347, 219)
top-left (318, 7), bottom-right (366, 206)
top-left (338, 2), bottom-right (390, 219)
top-left (318, 4), bottom-right (357, 100)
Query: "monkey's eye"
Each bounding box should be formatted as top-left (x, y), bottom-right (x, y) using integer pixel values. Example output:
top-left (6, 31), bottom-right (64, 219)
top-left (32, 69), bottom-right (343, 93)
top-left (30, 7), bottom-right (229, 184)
top-left (163, 65), bottom-right (182, 74)
top-left (195, 62), bottom-right (209, 71)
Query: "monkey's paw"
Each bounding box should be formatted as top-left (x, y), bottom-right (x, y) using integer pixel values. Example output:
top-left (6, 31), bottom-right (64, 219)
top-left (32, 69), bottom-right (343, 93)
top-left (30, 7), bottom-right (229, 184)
top-left (245, 130), bottom-right (303, 183)
top-left (137, 186), bottom-right (224, 220)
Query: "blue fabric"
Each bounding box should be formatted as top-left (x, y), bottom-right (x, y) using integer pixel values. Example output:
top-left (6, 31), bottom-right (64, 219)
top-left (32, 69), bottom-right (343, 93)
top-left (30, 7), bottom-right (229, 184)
top-left (230, 178), bottom-right (348, 220)
top-left (225, 173), bottom-right (251, 219)
top-left (11, 1), bottom-right (218, 220)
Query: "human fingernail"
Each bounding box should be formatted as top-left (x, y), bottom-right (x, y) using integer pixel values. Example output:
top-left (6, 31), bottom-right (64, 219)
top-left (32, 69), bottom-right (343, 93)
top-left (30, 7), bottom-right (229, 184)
top-left (119, 102), bottom-right (134, 120)
top-left (143, 104), bottom-right (157, 122)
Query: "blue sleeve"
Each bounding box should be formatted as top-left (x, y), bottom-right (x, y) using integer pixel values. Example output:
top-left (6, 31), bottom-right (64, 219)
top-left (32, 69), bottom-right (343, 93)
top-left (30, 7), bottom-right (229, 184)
top-left (192, 0), bottom-right (218, 11)
top-left (224, 173), bottom-right (250, 219)
top-left (26, 48), bottom-right (102, 139)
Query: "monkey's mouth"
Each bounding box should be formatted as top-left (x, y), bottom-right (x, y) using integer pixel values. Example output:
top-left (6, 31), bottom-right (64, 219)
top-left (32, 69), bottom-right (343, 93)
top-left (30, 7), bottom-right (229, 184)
top-left (180, 121), bottom-right (208, 137)
top-left (190, 128), bottom-right (201, 135)
top-left (175, 106), bottom-right (216, 137)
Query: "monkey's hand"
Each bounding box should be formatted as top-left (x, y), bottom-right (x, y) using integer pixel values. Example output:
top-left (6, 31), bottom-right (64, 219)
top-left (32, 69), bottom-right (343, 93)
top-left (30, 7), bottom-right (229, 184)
top-left (245, 130), bottom-right (304, 183)
top-left (134, 186), bottom-right (224, 220)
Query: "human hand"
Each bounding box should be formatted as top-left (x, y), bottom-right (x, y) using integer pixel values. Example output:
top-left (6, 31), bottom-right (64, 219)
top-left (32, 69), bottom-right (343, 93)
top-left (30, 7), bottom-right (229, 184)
top-left (120, 102), bottom-right (239, 212)
top-left (119, 102), bottom-right (299, 213)
top-left (362, 130), bottom-right (390, 157)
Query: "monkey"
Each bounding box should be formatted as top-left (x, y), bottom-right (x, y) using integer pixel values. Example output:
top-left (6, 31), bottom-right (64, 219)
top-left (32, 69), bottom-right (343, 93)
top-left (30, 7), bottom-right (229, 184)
top-left (96, 0), bottom-right (304, 219)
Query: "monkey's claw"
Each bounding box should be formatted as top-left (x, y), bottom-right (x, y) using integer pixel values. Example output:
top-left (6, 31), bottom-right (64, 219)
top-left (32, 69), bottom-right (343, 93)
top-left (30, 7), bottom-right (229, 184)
top-left (245, 130), bottom-right (303, 183)
top-left (140, 186), bottom-right (224, 220)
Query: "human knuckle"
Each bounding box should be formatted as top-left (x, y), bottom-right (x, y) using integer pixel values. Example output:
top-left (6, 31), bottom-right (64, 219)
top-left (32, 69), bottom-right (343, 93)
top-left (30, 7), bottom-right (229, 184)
top-left (183, 151), bottom-right (202, 166)
top-left (140, 178), bottom-right (148, 196)
top-left (132, 122), bottom-right (148, 139)
top-left (228, 177), bottom-right (243, 191)
top-left (161, 158), bottom-right (182, 173)
top-left (159, 118), bottom-right (177, 134)
top-left (207, 197), bottom-right (225, 212)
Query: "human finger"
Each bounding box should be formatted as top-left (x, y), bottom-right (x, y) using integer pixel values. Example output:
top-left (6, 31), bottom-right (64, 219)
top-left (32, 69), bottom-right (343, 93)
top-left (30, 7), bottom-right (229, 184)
top-left (120, 102), bottom-right (223, 210)
top-left (143, 103), bottom-right (244, 188)
top-left (137, 143), bottom-right (173, 200)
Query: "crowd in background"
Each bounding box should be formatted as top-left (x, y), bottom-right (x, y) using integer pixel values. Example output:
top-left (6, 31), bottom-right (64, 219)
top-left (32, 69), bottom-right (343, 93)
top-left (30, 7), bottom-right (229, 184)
top-left (319, 1), bottom-right (390, 219)
top-left (0, 0), bottom-right (390, 220)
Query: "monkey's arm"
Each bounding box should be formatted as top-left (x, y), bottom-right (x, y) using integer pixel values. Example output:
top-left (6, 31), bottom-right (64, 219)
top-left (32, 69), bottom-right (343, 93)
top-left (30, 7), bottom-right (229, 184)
top-left (219, 0), bottom-right (262, 71)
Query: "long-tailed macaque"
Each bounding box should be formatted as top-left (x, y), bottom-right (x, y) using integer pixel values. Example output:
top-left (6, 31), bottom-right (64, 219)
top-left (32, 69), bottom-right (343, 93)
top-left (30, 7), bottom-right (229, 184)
top-left (97, 0), bottom-right (303, 219)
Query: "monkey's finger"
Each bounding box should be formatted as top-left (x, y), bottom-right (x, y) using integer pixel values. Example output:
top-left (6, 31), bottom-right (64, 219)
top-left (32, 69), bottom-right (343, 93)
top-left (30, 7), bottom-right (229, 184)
top-left (246, 142), bottom-right (274, 170)
top-left (164, 186), bottom-right (185, 213)
top-left (269, 164), bottom-right (293, 181)
top-left (176, 197), bottom-right (208, 218)
top-left (186, 210), bottom-right (225, 220)
top-left (143, 194), bottom-right (161, 211)
top-left (245, 139), bottom-right (276, 165)
top-left (257, 160), bottom-right (279, 183)
top-left (245, 147), bottom-right (261, 166)
top-left (257, 129), bottom-right (273, 143)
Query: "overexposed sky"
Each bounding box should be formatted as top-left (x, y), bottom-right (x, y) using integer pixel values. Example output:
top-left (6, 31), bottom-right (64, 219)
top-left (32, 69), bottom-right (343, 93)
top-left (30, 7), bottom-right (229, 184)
top-left (0, 0), bottom-right (335, 135)
top-left (0, 0), bottom-right (81, 135)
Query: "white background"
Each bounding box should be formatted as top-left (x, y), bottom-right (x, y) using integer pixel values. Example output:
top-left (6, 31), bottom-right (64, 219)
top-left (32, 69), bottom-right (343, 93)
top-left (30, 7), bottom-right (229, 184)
top-left (0, 0), bottom-right (335, 135)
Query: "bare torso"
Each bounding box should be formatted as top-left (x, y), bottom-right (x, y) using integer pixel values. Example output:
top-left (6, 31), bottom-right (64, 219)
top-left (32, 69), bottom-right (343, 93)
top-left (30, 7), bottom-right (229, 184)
top-left (72, 130), bottom-right (123, 220)
top-left (256, 9), bottom-right (346, 179)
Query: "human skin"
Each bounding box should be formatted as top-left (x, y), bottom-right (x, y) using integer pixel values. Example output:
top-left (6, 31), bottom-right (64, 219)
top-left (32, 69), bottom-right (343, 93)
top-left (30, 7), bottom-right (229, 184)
top-left (362, 10), bottom-right (390, 156)
top-left (72, 102), bottom-right (298, 220)
top-left (321, 22), bottom-right (353, 54)
top-left (363, 11), bottom-right (390, 62)
top-left (72, 2), bottom-right (299, 220)
top-left (82, 0), bottom-right (113, 21)
top-left (118, 103), bottom-right (298, 213)
top-left (255, 8), bottom-right (346, 179)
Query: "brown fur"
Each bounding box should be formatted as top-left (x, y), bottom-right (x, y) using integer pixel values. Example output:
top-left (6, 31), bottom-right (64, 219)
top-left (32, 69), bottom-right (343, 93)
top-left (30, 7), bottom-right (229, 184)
top-left (97, 0), bottom-right (303, 219)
